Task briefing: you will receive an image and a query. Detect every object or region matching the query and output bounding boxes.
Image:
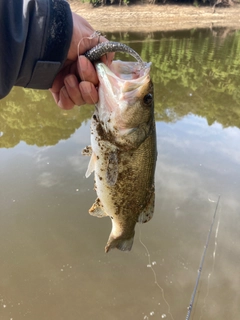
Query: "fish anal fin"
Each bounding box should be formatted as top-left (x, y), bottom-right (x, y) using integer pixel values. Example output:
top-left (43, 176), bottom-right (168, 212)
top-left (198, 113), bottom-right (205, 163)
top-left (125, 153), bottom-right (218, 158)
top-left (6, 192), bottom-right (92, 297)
top-left (106, 151), bottom-right (118, 186)
top-left (85, 152), bottom-right (97, 178)
top-left (82, 145), bottom-right (92, 156)
top-left (138, 189), bottom-right (155, 223)
top-left (89, 198), bottom-right (107, 218)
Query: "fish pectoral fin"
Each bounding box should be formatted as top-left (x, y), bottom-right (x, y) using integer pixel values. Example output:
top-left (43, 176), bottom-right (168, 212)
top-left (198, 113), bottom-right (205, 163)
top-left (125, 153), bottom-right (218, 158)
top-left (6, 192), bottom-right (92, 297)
top-left (85, 152), bottom-right (97, 178)
top-left (82, 145), bottom-right (92, 156)
top-left (106, 151), bottom-right (118, 186)
top-left (89, 198), bottom-right (108, 218)
top-left (138, 189), bottom-right (155, 223)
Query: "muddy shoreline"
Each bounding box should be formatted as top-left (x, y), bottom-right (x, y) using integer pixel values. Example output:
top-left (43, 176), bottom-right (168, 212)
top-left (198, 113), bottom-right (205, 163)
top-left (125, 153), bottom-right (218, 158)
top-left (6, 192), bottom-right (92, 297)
top-left (70, 1), bottom-right (240, 31)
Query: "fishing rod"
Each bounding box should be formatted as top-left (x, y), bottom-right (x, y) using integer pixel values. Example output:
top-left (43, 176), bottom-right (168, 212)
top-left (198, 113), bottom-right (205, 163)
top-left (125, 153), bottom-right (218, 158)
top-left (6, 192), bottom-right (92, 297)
top-left (185, 195), bottom-right (221, 320)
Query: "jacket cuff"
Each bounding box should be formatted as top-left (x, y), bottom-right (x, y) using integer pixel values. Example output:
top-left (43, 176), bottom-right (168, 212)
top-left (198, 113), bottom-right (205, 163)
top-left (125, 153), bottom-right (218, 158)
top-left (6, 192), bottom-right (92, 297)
top-left (25, 0), bottom-right (73, 89)
top-left (27, 61), bottom-right (61, 89)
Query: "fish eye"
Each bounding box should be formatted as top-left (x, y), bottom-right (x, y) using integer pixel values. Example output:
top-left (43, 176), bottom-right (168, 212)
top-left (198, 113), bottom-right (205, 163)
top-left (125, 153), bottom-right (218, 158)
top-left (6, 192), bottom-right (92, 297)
top-left (143, 93), bottom-right (153, 105)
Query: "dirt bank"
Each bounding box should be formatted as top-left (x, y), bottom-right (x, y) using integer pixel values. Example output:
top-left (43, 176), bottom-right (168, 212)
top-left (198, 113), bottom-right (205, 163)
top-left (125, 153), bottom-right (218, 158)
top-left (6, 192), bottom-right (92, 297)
top-left (70, 1), bottom-right (240, 31)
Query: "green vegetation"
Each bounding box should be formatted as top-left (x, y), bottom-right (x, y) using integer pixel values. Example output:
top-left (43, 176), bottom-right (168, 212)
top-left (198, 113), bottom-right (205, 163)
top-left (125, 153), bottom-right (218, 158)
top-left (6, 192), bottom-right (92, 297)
top-left (1, 28), bottom-right (240, 148)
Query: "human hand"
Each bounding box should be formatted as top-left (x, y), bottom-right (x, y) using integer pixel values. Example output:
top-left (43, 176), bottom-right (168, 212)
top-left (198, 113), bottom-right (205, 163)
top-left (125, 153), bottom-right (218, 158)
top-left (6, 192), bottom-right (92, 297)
top-left (50, 13), bottom-right (113, 110)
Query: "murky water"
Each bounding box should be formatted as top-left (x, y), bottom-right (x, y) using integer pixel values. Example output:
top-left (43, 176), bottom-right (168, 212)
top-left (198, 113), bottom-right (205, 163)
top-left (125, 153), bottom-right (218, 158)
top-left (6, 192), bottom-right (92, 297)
top-left (1, 28), bottom-right (240, 320)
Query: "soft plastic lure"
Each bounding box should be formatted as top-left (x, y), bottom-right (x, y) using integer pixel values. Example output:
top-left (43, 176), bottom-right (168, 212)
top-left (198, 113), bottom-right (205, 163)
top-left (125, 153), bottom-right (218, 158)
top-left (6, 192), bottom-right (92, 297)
top-left (85, 41), bottom-right (145, 68)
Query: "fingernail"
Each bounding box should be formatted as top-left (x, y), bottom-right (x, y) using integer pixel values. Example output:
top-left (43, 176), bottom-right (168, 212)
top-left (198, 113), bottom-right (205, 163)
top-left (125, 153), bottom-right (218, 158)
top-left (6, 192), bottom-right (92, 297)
top-left (79, 55), bottom-right (87, 71)
top-left (65, 76), bottom-right (76, 88)
top-left (58, 100), bottom-right (63, 109)
top-left (81, 82), bottom-right (92, 94)
top-left (61, 86), bottom-right (69, 98)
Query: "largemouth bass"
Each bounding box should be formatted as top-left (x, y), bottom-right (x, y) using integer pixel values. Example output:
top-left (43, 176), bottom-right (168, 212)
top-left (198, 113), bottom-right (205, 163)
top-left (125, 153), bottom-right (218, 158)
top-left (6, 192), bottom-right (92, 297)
top-left (84, 44), bottom-right (157, 252)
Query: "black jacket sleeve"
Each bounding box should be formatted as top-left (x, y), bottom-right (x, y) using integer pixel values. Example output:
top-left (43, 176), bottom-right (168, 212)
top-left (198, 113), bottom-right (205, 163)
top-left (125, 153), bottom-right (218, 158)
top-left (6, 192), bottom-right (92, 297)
top-left (0, 0), bottom-right (73, 99)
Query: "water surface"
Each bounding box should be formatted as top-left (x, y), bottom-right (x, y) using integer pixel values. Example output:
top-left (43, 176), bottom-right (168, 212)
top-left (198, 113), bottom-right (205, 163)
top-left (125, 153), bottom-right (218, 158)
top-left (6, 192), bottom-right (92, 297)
top-left (1, 28), bottom-right (240, 320)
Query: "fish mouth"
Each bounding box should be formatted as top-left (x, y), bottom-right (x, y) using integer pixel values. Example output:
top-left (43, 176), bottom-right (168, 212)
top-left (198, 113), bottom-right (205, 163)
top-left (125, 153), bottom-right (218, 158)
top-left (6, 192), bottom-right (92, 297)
top-left (95, 60), bottom-right (152, 131)
top-left (96, 60), bottom-right (151, 95)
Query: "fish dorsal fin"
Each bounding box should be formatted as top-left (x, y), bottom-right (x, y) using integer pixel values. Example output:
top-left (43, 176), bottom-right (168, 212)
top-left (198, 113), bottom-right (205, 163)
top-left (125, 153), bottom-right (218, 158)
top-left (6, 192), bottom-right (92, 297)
top-left (85, 152), bottom-right (97, 178)
top-left (89, 198), bottom-right (108, 218)
top-left (106, 151), bottom-right (118, 186)
top-left (138, 189), bottom-right (155, 223)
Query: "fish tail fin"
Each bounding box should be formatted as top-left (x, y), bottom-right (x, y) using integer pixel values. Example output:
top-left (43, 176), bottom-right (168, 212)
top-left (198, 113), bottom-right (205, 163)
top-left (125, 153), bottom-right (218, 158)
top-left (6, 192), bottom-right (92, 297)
top-left (105, 234), bottom-right (134, 253)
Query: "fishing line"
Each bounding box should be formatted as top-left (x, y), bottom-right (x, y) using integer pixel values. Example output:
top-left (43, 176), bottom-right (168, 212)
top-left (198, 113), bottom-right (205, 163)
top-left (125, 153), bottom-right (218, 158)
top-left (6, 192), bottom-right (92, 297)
top-left (138, 224), bottom-right (175, 320)
top-left (199, 218), bottom-right (220, 320)
top-left (185, 195), bottom-right (221, 320)
top-left (77, 31), bottom-right (104, 59)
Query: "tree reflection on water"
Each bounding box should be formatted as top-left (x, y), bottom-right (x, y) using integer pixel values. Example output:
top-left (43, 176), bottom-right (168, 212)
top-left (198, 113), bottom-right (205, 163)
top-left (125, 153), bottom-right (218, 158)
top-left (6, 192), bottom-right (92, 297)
top-left (1, 27), bottom-right (240, 148)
